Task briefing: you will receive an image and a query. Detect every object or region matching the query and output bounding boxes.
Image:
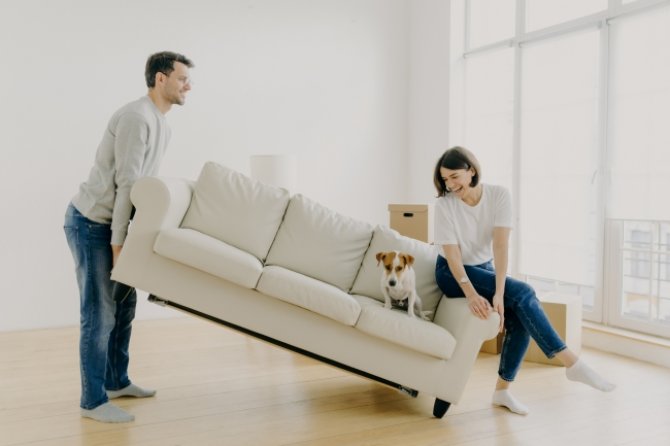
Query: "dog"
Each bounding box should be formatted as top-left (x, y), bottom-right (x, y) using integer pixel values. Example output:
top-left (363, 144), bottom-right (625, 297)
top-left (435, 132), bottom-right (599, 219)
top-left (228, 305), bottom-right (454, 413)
top-left (376, 251), bottom-right (430, 320)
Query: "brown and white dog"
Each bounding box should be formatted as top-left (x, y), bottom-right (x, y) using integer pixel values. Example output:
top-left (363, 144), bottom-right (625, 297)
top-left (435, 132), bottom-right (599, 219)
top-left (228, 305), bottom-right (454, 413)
top-left (376, 251), bottom-right (429, 320)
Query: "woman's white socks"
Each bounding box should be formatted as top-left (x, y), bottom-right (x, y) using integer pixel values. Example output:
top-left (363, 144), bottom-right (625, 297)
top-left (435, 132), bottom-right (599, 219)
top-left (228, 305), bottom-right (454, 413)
top-left (566, 359), bottom-right (616, 392)
top-left (80, 402), bottom-right (134, 423)
top-left (492, 389), bottom-right (529, 415)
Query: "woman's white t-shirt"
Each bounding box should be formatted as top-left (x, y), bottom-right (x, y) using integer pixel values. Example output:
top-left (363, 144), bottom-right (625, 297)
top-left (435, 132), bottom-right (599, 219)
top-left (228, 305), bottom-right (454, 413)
top-left (434, 184), bottom-right (513, 266)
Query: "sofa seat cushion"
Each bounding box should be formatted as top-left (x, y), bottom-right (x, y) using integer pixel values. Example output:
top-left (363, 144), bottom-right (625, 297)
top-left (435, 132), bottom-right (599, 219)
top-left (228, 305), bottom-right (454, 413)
top-left (154, 228), bottom-right (262, 289)
top-left (351, 225), bottom-right (442, 318)
top-left (180, 162), bottom-right (290, 262)
top-left (257, 265), bottom-right (361, 326)
top-left (351, 295), bottom-right (456, 360)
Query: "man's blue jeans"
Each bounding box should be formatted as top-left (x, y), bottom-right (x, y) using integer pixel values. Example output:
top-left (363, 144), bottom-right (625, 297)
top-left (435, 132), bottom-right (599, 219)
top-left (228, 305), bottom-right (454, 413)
top-left (64, 204), bottom-right (136, 409)
top-left (435, 255), bottom-right (566, 381)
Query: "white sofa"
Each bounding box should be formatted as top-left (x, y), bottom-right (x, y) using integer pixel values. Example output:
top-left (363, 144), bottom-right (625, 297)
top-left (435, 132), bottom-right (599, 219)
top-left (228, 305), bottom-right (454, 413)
top-left (112, 162), bottom-right (499, 417)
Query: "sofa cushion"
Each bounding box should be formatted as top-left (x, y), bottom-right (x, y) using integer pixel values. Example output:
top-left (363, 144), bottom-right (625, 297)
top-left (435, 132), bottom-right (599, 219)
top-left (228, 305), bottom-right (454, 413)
top-left (265, 194), bottom-right (373, 291)
top-left (350, 225), bottom-right (442, 317)
top-left (154, 227), bottom-right (262, 289)
top-left (352, 295), bottom-right (456, 359)
top-left (257, 265), bottom-right (361, 326)
top-left (180, 162), bottom-right (290, 261)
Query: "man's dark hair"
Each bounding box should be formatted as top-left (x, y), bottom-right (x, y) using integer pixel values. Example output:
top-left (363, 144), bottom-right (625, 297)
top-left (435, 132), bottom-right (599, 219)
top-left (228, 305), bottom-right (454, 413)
top-left (145, 51), bottom-right (194, 88)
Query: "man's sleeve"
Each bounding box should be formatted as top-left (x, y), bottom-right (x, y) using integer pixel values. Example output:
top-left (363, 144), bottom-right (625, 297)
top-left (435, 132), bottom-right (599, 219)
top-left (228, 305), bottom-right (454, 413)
top-left (111, 112), bottom-right (149, 245)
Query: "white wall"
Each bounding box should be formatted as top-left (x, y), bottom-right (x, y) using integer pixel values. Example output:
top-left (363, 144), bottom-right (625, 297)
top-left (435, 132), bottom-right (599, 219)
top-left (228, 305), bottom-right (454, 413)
top-left (407, 0), bottom-right (450, 203)
top-left (0, 0), bottom-right (451, 331)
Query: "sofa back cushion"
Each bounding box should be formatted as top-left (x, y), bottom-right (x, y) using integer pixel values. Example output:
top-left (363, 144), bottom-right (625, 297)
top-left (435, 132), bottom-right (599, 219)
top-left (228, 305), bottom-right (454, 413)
top-left (180, 162), bottom-right (290, 261)
top-left (350, 225), bottom-right (442, 317)
top-left (265, 194), bottom-right (373, 292)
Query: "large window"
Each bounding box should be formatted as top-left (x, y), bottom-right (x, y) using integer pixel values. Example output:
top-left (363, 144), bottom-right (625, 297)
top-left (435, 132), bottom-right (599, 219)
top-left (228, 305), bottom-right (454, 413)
top-left (608, 5), bottom-right (670, 223)
top-left (450, 0), bottom-right (670, 338)
top-left (519, 30), bottom-right (600, 291)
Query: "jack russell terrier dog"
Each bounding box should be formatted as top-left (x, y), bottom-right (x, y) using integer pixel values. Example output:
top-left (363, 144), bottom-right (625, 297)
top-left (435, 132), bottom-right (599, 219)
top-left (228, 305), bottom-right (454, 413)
top-left (376, 251), bottom-right (430, 320)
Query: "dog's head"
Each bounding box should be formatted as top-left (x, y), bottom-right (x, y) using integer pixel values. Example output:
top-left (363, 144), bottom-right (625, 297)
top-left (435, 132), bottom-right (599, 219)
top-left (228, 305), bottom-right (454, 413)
top-left (376, 251), bottom-right (415, 289)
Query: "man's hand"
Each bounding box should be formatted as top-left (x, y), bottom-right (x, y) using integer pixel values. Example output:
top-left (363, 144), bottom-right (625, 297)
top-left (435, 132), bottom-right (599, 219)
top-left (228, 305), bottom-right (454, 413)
top-left (112, 244), bottom-right (123, 267)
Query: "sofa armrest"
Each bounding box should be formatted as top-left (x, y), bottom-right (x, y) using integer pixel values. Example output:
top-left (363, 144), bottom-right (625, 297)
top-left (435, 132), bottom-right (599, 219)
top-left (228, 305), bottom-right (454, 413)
top-left (111, 176), bottom-right (194, 285)
top-left (130, 176), bottom-right (194, 230)
top-left (430, 297), bottom-right (500, 402)
top-left (433, 297), bottom-right (500, 345)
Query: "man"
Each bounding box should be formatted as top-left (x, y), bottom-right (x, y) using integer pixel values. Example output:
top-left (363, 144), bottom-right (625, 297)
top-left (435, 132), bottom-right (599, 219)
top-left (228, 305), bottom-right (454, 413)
top-left (64, 51), bottom-right (194, 423)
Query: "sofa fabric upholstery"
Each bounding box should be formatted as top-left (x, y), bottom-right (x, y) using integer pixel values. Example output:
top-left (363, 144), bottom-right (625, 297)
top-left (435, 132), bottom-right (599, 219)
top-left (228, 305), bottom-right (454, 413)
top-left (265, 194), bottom-right (373, 292)
top-left (154, 227), bottom-right (263, 289)
top-left (352, 295), bottom-right (456, 360)
top-left (181, 161), bottom-right (290, 261)
top-left (257, 265), bottom-right (362, 326)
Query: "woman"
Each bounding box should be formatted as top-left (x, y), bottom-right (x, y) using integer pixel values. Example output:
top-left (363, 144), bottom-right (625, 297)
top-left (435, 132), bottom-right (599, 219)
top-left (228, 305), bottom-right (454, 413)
top-left (433, 146), bottom-right (614, 415)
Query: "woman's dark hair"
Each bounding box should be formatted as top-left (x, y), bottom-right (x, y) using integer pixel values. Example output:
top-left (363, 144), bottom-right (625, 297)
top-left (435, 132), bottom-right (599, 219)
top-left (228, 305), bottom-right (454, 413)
top-left (433, 146), bottom-right (481, 197)
top-left (145, 51), bottom-right (194, 88)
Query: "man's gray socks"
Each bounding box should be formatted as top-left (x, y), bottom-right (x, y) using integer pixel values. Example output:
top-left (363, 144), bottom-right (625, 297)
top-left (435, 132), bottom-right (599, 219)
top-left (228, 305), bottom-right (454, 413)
top-left (107, 383), bottom-right (157, 399)
top-left (81, 402), bottom-right (134, 423)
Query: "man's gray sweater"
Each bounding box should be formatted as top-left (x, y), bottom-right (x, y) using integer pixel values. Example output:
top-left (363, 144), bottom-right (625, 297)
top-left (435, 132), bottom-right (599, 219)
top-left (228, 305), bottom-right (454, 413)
top-left (72, 96), bottom-right (171, 245)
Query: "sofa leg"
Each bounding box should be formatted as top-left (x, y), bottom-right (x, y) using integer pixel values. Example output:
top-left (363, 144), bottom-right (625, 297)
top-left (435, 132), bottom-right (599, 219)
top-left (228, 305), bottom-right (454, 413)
top-left (433, 398), bottom-right (451, 418)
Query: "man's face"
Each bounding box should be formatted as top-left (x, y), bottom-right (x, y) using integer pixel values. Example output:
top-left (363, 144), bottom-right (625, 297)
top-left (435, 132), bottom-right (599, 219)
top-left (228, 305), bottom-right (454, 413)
top-left (161, 61), bottom-right (192, 106)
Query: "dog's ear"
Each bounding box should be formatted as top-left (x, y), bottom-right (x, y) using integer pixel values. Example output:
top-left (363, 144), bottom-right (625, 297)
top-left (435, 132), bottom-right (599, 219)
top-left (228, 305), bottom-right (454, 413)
top-left (401, 253), bottom-right (415, 266)
top-left (375, 252), bottom-right (384, 266)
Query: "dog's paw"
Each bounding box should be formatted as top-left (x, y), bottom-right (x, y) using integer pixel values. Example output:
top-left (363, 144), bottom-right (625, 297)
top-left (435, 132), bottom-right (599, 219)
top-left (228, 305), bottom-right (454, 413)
top-left (420, 311), bottom-right (433, 321)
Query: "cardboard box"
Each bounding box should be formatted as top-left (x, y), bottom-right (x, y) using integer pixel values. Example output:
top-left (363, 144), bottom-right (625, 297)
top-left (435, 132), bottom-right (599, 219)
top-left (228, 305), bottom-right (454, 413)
top-left (388, 204), bottom-right (432, 243)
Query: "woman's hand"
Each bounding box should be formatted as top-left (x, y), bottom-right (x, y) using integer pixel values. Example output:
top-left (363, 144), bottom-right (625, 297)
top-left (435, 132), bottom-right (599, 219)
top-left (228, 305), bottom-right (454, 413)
top-left (492, 292), bottom-right (505, 332)
top-left (466, 293), bottom-right (492, 320)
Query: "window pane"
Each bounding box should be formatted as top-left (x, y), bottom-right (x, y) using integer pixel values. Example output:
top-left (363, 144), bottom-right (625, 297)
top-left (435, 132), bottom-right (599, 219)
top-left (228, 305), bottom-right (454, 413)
top-left (663, 224), bottom-right (670, 281)
top-left (608, 6), bottom-right (670, 221)
top-left (620, 221), bottom-right (670, 326)
top-left (519, 30), bottom-right (600, 287)
top-left (462, 49), bottom-right (514, 190)
top-left (468, 0), bottom-right (515, 48)
top-left (662, 224), bottom-right (670, 324)
top-left (525, 0), bottom-right (607, 32)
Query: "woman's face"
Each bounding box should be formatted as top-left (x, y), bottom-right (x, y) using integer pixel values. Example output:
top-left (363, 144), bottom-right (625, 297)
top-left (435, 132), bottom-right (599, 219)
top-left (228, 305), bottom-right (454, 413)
top-left (440, 166), bottom-right (475, 198)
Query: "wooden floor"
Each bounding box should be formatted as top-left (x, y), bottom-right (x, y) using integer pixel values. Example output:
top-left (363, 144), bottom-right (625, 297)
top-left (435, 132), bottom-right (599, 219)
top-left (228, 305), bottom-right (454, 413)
top-left (2, 317), bottom-right (669, 446)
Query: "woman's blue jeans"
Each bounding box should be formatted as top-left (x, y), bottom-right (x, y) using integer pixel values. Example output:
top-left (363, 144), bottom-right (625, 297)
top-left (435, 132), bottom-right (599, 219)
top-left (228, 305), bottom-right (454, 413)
top-left (64, 204), bottom-right (136, 409)
top-left (435, 255), bottom-right (566, 381)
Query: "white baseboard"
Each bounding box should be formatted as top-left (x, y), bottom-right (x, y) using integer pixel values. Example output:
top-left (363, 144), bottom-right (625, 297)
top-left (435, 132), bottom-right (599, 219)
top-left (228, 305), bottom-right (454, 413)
top-left (582, 322), bottom-right (670, 369)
